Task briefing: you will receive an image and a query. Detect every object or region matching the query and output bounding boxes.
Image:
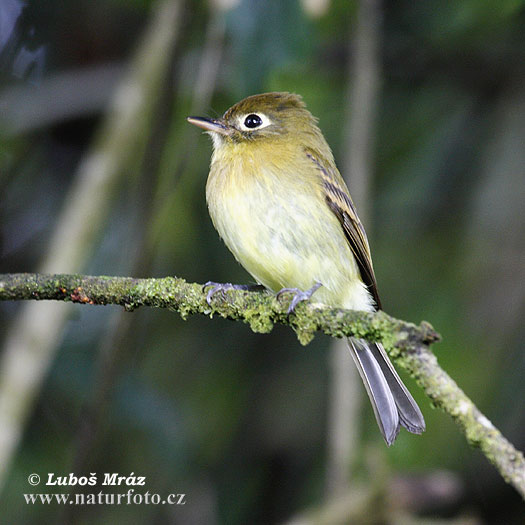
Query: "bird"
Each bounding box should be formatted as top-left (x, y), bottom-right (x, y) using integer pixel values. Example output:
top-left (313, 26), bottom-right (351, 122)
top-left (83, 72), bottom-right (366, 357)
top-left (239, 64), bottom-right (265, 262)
top-left (187, 92), bottom-right (425, 445)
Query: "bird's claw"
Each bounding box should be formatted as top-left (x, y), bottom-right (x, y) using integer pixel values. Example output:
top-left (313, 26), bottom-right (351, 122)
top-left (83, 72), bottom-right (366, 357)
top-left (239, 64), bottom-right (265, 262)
top-left (203, 281), bottom-right (262, 305)
top-left (203, 281), bottom-right (233, 305)
top-left (276, 282), bottom-right (322, 314)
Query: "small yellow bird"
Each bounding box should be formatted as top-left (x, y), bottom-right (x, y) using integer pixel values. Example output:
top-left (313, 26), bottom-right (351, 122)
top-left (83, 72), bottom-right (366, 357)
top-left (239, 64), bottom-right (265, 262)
top-left (187, 92), bottom-right (425, 445)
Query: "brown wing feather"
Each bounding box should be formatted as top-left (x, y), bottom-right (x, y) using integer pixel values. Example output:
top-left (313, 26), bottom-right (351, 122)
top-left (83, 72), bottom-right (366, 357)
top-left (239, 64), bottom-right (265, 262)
top-left (305, 149), bottom-right (382, 310)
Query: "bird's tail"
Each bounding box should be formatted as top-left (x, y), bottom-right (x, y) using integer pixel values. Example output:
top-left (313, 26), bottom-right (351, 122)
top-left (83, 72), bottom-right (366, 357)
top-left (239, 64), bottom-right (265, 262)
top-left (347, 338), bottom-right (425, 445)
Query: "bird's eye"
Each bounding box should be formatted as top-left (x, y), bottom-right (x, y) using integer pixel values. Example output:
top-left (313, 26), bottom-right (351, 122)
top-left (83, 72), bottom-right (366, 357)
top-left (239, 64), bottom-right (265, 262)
top-left (237, 112), bottom-right (272, 131)
top-left (244, 114), bottom-right (263, 128)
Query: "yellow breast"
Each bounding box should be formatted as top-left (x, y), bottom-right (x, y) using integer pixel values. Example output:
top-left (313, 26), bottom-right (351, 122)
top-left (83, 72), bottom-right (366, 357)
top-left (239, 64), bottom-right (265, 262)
top-left (205, 141), bottom-right (374, 311)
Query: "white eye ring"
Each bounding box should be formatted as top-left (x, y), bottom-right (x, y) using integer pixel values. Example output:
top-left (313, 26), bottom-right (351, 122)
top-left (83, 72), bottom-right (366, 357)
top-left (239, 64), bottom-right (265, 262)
top-left (237, 112), bottom-right (273, 131)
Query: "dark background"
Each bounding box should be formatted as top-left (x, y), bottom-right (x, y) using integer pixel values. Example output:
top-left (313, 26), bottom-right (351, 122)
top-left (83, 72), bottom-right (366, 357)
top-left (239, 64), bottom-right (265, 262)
top-left (1, 0), bottom-right (524, 523)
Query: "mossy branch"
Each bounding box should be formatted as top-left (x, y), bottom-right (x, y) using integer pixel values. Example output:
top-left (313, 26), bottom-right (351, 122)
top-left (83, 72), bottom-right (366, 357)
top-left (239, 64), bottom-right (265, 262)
top-left (1, 272), bottom-right (524, 498)
top-left (0, 273), bottom-right (439, 346)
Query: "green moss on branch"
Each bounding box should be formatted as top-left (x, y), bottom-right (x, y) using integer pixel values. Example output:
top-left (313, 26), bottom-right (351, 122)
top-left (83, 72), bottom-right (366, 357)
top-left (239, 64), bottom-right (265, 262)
top-left (1, 272), bottom-right (524, 499)
top-left (0, 273), bottom-right (439, 348)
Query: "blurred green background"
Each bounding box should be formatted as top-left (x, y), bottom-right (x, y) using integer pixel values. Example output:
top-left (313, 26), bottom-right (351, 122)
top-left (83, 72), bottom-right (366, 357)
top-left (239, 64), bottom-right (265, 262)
top-left (1, 0), bottom-right (524, 523)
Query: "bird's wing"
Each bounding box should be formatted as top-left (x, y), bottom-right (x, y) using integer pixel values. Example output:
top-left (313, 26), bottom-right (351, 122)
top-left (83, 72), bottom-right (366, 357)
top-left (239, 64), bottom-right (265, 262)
top-left (305, 148), bottom-right (382, 309)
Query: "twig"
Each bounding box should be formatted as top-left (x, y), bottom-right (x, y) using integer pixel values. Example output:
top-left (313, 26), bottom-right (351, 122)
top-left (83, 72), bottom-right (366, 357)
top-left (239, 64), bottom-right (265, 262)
top-left (0, 272), bottom-right (438, 345)
top-left (0, 272), bottom-right (524, 499)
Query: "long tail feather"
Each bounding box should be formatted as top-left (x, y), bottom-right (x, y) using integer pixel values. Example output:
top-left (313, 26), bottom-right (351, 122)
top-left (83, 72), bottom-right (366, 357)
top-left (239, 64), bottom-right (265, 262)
top-left (347, 338), bottom-right (425, 445)
top-left (368, 342), bottom-right (426, 435)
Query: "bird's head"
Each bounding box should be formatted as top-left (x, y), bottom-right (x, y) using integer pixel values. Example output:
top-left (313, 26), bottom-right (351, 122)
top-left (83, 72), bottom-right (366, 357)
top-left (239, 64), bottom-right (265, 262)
top-left (187, 92), bottom-right (321, 150)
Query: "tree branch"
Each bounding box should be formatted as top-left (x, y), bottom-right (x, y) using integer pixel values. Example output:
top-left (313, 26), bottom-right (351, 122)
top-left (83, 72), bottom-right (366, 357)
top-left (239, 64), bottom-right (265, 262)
top-left (0, 272), bottom-right (439, 346)
top-left (1, 272), bottom-right (524, 499)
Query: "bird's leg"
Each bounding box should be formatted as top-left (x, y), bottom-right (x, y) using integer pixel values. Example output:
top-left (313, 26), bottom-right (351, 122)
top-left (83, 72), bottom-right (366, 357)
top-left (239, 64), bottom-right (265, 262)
top-left (203, 281), bottom-right (265, 305)
top-left (276, 282), bottom-right (322, 314)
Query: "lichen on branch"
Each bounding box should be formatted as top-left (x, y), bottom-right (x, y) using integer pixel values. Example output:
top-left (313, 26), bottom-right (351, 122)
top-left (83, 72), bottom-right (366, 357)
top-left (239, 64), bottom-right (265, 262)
top-left (0, 272), bottom-right (438, 347)
top-left (1, 272), bottom-right (524, 499)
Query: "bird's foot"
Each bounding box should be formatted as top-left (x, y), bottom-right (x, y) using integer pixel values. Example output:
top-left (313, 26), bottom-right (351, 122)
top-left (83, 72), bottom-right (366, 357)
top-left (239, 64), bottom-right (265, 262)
top-left (276, 282), bottom-right (322, 314)
top-left (203, 281), bottom-right (265, 305)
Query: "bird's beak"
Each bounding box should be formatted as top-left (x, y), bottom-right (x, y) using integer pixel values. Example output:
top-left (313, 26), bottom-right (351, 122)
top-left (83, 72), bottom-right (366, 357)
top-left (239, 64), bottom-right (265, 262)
top-left (186, 116), bottom-right (231, 135)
